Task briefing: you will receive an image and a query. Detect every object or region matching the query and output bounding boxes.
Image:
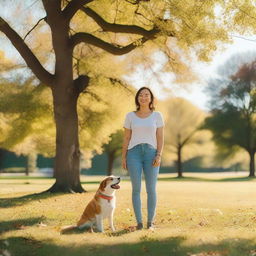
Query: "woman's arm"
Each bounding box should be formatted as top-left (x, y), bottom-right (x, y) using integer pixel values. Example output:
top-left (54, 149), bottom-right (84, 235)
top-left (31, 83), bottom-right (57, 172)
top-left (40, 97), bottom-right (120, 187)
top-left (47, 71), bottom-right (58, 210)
top-left (153, 127), bottom-right (164, 167)
top-left (122, 128), bottom-right (132, 170)
top-left (156, 127), bottom-right (164, 156)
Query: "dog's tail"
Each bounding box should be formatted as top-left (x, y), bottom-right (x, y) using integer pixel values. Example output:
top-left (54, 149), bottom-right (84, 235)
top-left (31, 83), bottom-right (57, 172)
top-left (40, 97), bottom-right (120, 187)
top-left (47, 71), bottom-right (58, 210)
top-left (60, 225), bottom-right (77, 234)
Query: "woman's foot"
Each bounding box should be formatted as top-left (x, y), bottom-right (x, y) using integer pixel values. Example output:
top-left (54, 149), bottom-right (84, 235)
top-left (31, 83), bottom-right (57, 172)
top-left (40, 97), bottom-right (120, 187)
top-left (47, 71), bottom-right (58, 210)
top-left (137, 223), bottom-right (143, 230)
top-left (127, 223), bottom-right (143, 232)
top-left (147, 222), bottom-right (154, 230)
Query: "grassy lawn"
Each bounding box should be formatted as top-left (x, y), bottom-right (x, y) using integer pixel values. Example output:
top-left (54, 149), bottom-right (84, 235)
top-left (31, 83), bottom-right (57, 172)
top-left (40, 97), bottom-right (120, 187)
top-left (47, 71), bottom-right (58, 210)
top-left (0, 173), bottom-right (256, 256)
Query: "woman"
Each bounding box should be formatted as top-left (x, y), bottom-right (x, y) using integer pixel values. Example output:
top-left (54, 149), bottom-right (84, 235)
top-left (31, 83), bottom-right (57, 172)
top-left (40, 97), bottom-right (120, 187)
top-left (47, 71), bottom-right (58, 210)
top-left (122, 87), bottom-right (164, 230)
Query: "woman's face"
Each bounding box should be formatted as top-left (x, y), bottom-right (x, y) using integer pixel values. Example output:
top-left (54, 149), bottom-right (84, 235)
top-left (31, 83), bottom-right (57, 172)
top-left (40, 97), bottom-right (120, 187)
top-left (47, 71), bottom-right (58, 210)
top-left (138, 89), bottom-right (151, 108)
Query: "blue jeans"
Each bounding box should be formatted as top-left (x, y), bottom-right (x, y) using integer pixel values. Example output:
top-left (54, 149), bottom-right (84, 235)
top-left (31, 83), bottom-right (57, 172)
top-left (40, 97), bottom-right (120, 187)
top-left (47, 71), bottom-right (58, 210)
top-left (127, 143), bottom-right (159, 224)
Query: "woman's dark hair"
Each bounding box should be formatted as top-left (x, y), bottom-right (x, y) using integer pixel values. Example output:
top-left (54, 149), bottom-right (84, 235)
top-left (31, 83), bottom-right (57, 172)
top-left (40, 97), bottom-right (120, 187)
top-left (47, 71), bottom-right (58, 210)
top-left (135, 87), bottom-right (155, 111)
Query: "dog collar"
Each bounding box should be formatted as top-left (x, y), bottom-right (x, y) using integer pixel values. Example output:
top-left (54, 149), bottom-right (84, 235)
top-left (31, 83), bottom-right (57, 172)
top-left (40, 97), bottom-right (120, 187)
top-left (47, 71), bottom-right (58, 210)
top-left (98, 193), bottom-right (113, 202)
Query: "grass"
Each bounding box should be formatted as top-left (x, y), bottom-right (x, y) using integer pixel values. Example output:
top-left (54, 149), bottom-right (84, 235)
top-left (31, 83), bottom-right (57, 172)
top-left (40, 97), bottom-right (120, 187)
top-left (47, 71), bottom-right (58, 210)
top-left (0, 173), bottom-right (256, 256)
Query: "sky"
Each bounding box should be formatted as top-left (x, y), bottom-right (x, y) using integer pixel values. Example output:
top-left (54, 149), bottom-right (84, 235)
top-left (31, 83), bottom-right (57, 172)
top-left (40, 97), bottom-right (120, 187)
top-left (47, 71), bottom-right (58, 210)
top-left (124, 35), bottom-right (256, 112)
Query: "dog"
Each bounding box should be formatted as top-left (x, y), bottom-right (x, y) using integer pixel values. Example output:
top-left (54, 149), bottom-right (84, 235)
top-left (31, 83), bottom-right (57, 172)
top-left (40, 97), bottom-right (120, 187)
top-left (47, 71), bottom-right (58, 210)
top-left (61, 176), bottom-right (121, 233)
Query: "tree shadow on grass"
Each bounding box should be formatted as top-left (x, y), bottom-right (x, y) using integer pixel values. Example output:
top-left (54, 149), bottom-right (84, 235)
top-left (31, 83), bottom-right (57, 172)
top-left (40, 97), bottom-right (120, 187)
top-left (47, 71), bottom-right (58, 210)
top-left (158, 176), bottom-right (256, 183)
top-left (0, 180), bottom-right (103, 209)
top-left (60, 227), bottom-right (132, 236)
top-left (1, 235), bottom-right (256, 256)
top-left (0, 176), bottom-right (53, 180)
top-left (0, 176), bottom-right (102, 184)
top-left (0, 176), bottom-right (101, 184)
top-left (0, 217), bottom-right (44, 235)
top-left (81, 181), bottom-right (102, 185)
top-left (0, 192), bottom-right (63, 208)
top-left (216, 176), bottom-right (255, 182)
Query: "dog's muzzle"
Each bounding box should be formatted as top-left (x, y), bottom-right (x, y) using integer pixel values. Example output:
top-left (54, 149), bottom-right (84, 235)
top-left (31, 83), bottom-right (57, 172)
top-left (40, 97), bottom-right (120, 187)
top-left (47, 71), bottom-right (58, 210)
top-left (111, 178), bottom-right (121, 189)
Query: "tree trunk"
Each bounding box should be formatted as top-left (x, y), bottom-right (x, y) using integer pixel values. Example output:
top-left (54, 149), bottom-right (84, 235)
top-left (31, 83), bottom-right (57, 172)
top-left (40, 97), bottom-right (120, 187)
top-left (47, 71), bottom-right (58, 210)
top-left (107, 151), bottom-right (115, 176)
top-left (249, 150), bottom-right (255, 177)
top-left (47, 85), bottom-right (85, 193)
top-left (25, 153), bottom-right (37, 176)
top-left (0, 148), bottom-right (5, 170)
top-left (177, 146), bottom-right (183, 178)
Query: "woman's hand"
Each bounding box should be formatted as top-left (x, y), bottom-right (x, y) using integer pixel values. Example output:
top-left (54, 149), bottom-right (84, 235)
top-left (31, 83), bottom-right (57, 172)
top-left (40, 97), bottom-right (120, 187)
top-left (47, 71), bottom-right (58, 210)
top-left (152, 155), bottom-right (161, 167)
top-left (122, 157), bottom-right (127, 170)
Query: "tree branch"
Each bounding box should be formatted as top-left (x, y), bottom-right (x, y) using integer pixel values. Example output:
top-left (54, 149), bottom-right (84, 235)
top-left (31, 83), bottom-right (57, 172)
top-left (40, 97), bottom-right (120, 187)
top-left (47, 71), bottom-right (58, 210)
top-left (71, 32), bottom-right (150, 55)
top-left (125, 0), bottom-right (150, 4)
top-left (74, 74), bottom-right (90, 94)
top-left (180, 129), bottom-right (198, 148)
top-left (24, 17), bottom-right (46, 41)
top-left (107, 77), bottom-right (134, 94)
top-left (0, 17), bottom-right (55, 86)
top-left (63, 0), bottom-right (94, 22)
top-left (232, 1), bottom-right (256, 22)
top-left (81, 7), bottom-right (159, 37)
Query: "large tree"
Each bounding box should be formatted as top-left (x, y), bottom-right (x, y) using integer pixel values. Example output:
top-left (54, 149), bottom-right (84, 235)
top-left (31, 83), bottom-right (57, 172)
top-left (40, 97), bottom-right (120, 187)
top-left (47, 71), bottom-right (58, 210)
top-left (0, 0), bottom-right (231, 192)
top-left (204, 56), bottom-right (256, 177)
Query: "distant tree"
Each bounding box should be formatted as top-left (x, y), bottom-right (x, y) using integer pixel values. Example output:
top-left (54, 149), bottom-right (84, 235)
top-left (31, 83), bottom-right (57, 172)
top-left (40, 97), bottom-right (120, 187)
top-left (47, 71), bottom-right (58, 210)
top-left (0, 77), bottom-right (55, 175)
top-left (102, 129), bottom-right (123, 176)
top-left (162, 98), bottom-right (209, 177)
top-left (204, 55), bottom-right (256, 177)
top-left (25, 152), bottom-right (37, 176)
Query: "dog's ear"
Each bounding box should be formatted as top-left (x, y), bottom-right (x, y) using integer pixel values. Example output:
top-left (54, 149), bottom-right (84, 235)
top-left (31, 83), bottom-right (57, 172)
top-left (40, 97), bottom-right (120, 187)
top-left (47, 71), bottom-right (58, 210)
top-left (99, 179), bottom-right (108, 191)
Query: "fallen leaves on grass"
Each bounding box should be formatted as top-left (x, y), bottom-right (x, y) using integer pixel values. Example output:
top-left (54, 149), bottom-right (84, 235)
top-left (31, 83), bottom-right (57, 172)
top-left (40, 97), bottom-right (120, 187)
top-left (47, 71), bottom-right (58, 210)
top-left (13, 223), bottom-right (26, 230)
top-left (198, 220), bottom-right (209, 227)
top-left (0, 249), bottom-right (12, 256)
top-left (0, 240), bottom-right (11, 256)
top-left (250, 249), bottom-right (256, 256)
top-left (188, 250), bottom-right (228, 256)
top-left (37, 222), bottom-right (47, 227)
top-left (125, 226), bottom-right (137, 232)
top-left (22, 237), bottom-right (42, 248)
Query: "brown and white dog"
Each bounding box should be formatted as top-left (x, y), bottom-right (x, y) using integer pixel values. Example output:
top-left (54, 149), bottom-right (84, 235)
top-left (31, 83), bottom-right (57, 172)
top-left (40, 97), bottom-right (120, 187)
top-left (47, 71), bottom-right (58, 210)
top-left (61, 176), bottom-right (121, 233)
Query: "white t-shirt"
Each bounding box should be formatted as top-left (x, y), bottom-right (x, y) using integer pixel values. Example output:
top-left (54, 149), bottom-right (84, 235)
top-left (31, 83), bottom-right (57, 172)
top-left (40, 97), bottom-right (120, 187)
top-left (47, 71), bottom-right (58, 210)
top-left (123, 111), bottom-right (164, 150)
